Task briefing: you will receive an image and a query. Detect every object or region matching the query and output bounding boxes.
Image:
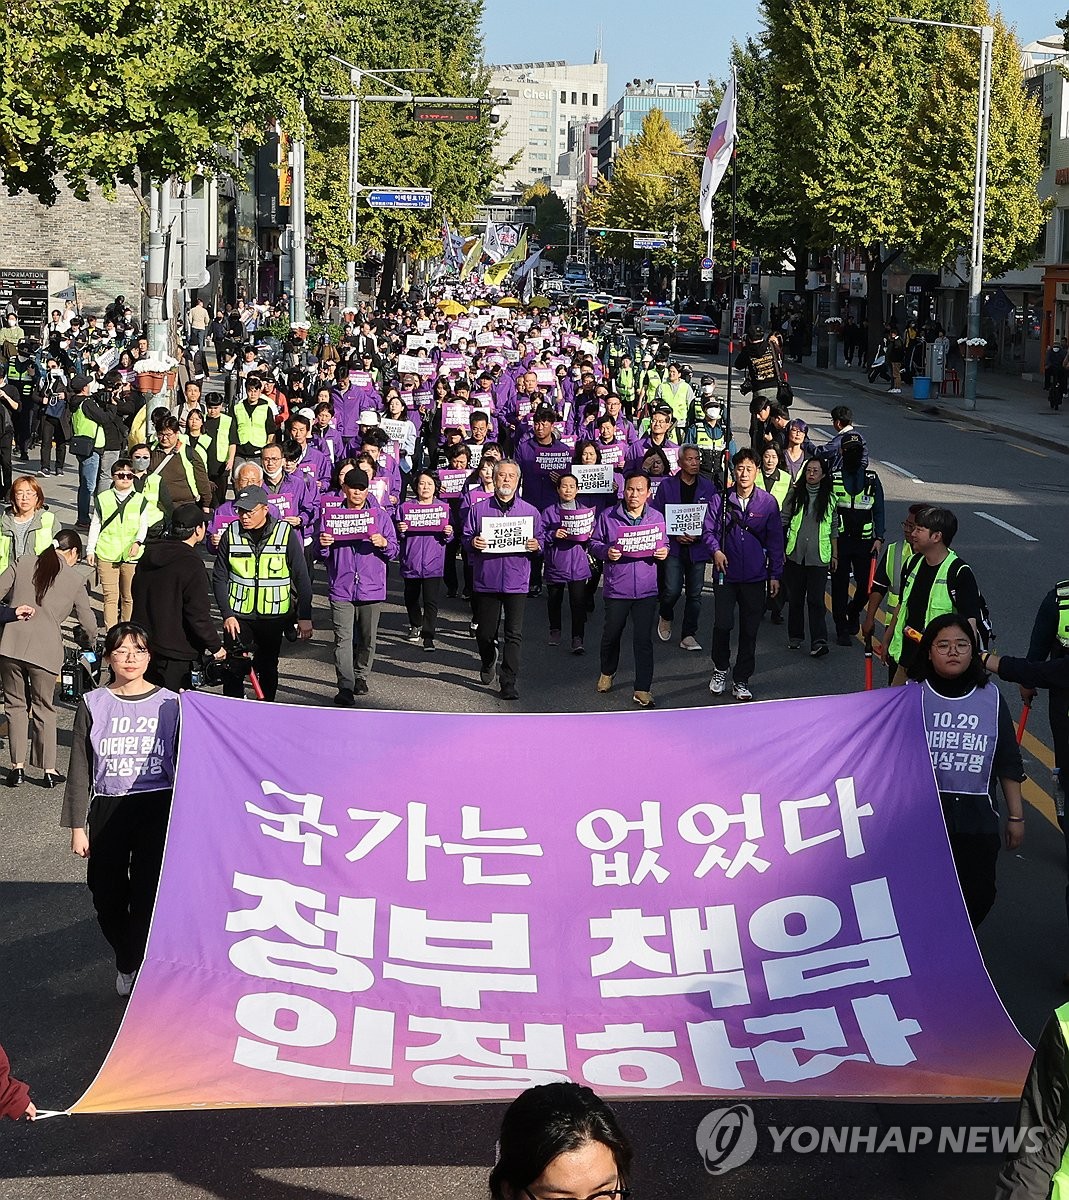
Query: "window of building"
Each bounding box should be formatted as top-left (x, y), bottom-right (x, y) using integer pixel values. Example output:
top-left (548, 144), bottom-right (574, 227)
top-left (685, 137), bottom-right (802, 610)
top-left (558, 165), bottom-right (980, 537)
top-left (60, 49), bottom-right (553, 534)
top-left (1059, 209), bottom-right (1069, 262)
top-left (530, 124), bottom-right (549, 133)
top-left (529, 153), bottom-right (548, 161)
top-left (593, 93), bottom-right (599, 107)
top-left (560, 91), bottom-right (566, 104)
top-left (571, 92), bottom-right (577, 105)
top-left (530, 110), bottom-right (549, 118)
top-left (582, 92), bottom-right (588, 106)
top-left (528, 138), bottom-right (548, 146)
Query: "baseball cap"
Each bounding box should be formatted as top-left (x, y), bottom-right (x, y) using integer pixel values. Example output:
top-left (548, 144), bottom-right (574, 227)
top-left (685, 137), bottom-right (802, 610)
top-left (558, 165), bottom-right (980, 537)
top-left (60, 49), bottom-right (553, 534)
top-left (234, 485), bottom-right (269, 511)
top-left (342, 467), bottom-right (370, 490)
top-left (68, 374), bottom-right (92, 393)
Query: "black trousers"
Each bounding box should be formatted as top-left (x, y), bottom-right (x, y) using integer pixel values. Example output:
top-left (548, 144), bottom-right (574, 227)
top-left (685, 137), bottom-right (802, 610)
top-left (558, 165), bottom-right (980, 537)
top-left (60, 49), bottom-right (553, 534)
top-left (710, 580), bottom-right (766, 683)
top-left (831, 539), bottom-right (875, 636)
top-left (473, 591), bottom-right (526, 689)
top-left (404, 577), bottom-right (441, 641)
top-left (948, 830), bottom-right (1001, 929)
top-left (40, 416), bottom-right (68, 472)
top-left (86, 789), bottom-right (172, 973)
top-left (601, 595), bottom-right (657, 692)
top-left (784, 559), bottom-right (829, 648)
top-left (223, 617), bottom-right (286, 701)
top-left (147, 655), bottom-right (195, 692)
top-left (547, 580), bottom-right (587, 639)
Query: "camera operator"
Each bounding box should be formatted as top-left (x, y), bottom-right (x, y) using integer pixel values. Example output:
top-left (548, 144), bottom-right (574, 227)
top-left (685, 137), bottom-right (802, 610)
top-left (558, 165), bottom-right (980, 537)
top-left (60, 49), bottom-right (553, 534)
top-left (131, 503), bottom-right (225, 691)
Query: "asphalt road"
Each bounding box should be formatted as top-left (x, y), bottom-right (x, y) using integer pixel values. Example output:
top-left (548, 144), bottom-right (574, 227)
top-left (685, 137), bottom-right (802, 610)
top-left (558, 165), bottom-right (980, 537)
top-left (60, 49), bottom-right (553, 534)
top-left (1, 357), bottom-right (1067, 1198)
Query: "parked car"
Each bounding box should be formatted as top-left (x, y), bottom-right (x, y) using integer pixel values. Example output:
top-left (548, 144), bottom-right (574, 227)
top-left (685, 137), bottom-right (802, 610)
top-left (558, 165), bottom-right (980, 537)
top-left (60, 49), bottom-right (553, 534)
top-left (666, 313), bottom-right (721, 354)
top-left (634, 305), bottom-right (676, 337)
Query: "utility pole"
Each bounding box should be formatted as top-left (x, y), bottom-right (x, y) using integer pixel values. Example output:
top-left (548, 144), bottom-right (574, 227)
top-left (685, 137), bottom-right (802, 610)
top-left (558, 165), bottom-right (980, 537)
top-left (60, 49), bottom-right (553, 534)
top-left (146, 183), bottom-right (168, 357)
top-left (291, 103), bottom-right (307, 324)
top-left (346, 69), bottom-right (361, 310)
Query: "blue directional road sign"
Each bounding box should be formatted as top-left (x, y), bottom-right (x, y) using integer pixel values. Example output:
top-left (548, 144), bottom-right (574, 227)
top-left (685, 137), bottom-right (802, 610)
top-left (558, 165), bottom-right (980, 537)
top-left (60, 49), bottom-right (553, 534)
top-left (366, 189), bottom-right (433, 210)
top-left (633, 237), bottom-right (667, 249)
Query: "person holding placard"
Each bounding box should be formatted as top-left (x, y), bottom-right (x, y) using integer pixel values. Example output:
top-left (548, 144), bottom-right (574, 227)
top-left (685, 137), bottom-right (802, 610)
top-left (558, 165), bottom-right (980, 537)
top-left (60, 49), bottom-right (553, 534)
top-left (396, 470), bottom-right (451, 652)
top-left (542, 473), bottom-right (593, 654)
top-left (318, 467), bottom-right (397, 705)
top-left (592, 471), bottom-right (670, 708)
top-left (652, 445), bottom-right (719, 652)
top-left (463, 459), bottom-right (543, 701)
top-left (707, 447), bottom-right (786, 702)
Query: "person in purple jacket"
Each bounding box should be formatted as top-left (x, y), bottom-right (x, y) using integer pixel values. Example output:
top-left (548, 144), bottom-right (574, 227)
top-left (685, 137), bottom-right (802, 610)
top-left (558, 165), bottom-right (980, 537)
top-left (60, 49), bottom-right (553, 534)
top-left (652, 444), bottom-right (721, 652)
top-left (396, 469), bottom-right (452, 652)
top-left (707, 447), bottom-right (786, 701)
top-left (463, 459), bottom-right (543, 702)
top-left (318, 467), bottom-right (398, 706)
top-left (285, 413), bottom-right (332, 492)
top-left (592, 471), bottom-right (669, 708)
top-left (542, 473), bottom-right (594, 655)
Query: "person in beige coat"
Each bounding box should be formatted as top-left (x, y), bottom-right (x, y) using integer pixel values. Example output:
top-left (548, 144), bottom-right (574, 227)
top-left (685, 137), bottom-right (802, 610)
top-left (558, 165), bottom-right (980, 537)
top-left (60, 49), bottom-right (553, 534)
top-left (0, 528), bottom-right (97, 787)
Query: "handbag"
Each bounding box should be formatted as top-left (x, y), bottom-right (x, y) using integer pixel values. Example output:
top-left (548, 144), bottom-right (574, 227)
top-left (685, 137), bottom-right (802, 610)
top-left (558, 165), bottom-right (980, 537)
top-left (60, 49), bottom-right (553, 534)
top-left (70, 434), bottom-right (96, 459)
top-left (776, 380), bottom-right (794, 406)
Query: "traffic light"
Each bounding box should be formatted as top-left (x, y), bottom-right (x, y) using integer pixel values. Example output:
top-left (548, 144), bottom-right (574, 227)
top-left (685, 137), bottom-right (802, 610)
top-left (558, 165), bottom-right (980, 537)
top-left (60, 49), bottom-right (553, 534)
top-left (598, 230), bottom-right (608, 239)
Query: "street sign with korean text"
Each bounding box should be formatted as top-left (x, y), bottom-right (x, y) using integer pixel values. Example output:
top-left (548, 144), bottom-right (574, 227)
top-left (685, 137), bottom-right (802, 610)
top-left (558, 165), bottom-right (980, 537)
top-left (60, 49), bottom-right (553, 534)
top-left (634, 237), bottom-right (667, 250)
top-left (366, 190), bottom-right (433, 210)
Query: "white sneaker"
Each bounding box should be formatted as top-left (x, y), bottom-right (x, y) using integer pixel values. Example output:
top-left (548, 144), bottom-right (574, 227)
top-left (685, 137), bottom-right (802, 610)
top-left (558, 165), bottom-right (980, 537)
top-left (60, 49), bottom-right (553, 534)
top-left (680, 636), bottom-right (702, 652)
top-left (116, 970), bottom-right (137, 997)
top-left (732, 681), bottom-right (753, 701)
top-left (709, 668), bottom-right (729, 694)
top-left (657, 618), bottom-right (672, 642)
top-left (406, 627), bottom-right (422, 644)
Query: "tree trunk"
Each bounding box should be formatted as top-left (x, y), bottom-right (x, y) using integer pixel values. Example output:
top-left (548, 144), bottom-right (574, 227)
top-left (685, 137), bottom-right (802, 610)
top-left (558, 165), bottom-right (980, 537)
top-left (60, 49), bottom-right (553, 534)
top-left (863, 243), bottom-right (902, 362)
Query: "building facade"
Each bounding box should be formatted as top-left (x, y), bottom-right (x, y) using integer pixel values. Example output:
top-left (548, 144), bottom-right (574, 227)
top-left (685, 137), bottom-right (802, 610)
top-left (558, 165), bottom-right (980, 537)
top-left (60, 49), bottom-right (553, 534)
top-left (488, 59), bottom-right (608, 192)
top-left (597, 80), bottom-right (711, 178)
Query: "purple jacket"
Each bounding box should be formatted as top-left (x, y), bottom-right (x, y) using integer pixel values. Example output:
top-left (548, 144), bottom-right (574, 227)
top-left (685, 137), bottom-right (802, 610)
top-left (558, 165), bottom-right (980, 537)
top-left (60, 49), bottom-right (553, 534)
top-left (294, 444), bottom-right (332, 492)
top-left (317, 495), bottom-right (398, 602)
top-left (651, 473), bottom-right (721, 563)
top-left (312, 425), bottom-right (345, 467)
top-left (592, 503), bottom-right (667, 600)
top-left (263, 472), bottom-right (318, 540)
top-left (705, 486), bottom-right (785, 584)
top-left (396, 501), bottom-right (450, 580)
top-left (541, 502), bottom-right (593, 584)
top-left (515, 435), bottom-right (572, 512)
top-left (462, 494), bottom-right (543, 595)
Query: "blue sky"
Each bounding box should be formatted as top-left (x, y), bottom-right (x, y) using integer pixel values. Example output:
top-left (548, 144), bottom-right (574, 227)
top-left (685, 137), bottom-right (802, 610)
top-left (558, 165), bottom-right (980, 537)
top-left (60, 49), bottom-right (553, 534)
top-left (481, 0), bottom-right (1061, 99)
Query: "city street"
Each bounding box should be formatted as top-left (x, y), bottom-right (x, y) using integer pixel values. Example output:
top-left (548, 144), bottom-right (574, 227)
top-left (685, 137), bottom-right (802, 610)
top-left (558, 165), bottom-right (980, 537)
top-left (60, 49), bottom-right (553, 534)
top-left (1, 357), bottom-right (1066, 1198)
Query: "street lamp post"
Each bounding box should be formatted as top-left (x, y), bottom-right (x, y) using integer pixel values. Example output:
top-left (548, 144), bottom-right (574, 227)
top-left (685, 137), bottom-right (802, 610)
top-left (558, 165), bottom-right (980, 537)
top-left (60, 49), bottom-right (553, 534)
top-left (889, 16), bottom-right (993, 411)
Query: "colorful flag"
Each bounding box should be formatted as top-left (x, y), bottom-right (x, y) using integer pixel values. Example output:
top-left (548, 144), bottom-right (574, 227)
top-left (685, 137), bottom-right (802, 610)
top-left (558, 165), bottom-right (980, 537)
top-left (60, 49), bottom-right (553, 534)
top-left (699, 69), bottom-right (737, 233)
top-left (483, 220), bottom-right (504, 263)
top-left (459, 237), bottom-right (483, 282)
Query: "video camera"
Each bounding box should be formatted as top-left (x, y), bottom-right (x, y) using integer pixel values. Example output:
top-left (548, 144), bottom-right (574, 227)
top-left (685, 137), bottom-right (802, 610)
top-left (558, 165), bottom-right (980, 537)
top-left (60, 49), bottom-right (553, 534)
top-left (59, 634), bottom-right (107, 704)
top-left (193, 641), bottom-right (254, 690)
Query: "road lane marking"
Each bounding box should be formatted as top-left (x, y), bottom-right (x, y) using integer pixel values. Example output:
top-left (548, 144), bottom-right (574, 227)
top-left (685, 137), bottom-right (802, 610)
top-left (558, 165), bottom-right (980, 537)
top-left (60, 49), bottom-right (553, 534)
top-left (882, 461), bottom-right (925, 484)
top-left (1010, 442), bottom-right (1048, 458)
top-left (974, 510), bottom-right (1038, 542)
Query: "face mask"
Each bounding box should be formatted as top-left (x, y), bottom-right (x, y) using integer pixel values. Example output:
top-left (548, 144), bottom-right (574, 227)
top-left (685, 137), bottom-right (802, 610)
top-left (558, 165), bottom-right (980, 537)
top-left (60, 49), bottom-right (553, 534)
top-left (265, 467), bottom-right (283, 482)
top-left (132, 456), bottom-right (150, 469)
top-left (705, 406), bottom-right (722, 422)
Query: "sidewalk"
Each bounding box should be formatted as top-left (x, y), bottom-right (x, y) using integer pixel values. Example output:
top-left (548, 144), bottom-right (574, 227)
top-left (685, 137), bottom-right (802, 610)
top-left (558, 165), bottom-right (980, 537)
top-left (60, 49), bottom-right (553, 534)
top-left (786, 359), bottom-right (1069, 455)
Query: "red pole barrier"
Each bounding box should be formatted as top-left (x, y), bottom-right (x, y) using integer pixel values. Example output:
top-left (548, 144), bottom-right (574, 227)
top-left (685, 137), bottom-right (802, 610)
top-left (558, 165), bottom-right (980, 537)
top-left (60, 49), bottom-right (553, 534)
top-left (249, 668), bottom-right (265, 701)
top-left (863, 553), bottom-right (878, 690)
top-left (1016, 703), bottom-right (1031, 745)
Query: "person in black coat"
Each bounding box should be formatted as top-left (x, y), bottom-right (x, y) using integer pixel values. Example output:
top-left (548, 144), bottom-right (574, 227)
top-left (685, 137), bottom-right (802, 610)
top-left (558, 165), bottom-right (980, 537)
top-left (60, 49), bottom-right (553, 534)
top-left (130, 503), bottom-right (225, 691)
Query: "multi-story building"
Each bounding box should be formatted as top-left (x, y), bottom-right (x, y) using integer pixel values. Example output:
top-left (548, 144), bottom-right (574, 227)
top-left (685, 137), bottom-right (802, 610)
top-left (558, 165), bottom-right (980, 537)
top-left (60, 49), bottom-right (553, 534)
top-left (597, 80), bottom-right (712, 178)
top-left (488, 58), bottom-right (608, 192)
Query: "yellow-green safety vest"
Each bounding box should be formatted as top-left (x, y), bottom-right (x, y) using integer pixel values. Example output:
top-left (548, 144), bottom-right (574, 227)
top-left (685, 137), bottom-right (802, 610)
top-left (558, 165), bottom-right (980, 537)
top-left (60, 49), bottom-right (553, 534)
top-left (186, 433), bottom-right (210, 469)
top-left (1057, 580), bottom-right (1069, 650)
top-left (757, 470), bottom-right (791, 509)
top-left (655, 380), bottom-right (692, 426)
top-left (832, 471), bottom-right (878, 541)
top-left (94, 489), bottom-right (148, 563)
top-left (0, 511), bottom-right (57, 573)
top-left (206, 414), bottom-right (234, 466)
top-left (884, 539), bottom-right (907, 612)
top-left (234, 401), bottom-right (274, 451)
top-left (615, 366), bottom-right (635, 399)
top-left (1050, 1002), bottom-right (1069, 1199)
top-left (135, 474), bottom-right (166, 532)
top-left (785, 501), bottom-right (834, 565)
top-left (226, 519), bottom-right (294, 617)
top-left (888, 550), bottom-right (960, 663)
top-left (71, 404), bottom-right (105, 450)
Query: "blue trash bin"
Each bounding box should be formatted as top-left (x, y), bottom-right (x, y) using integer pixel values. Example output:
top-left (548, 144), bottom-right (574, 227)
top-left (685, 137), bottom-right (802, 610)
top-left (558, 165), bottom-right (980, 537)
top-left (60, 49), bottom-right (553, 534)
top-left (912, 376), bottom-right (931, 400)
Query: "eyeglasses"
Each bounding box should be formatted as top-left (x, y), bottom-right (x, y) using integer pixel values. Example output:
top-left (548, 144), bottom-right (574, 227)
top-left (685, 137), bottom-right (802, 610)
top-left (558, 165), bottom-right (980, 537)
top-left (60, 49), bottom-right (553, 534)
top-left (933, 640), bottom-right (971, 653)
top-left (112, 648), bottom-right (149, 660)
top-left (113, 472), bottom-right (134, 479)
top-left (524, 1188), bottom-right (630, 1200)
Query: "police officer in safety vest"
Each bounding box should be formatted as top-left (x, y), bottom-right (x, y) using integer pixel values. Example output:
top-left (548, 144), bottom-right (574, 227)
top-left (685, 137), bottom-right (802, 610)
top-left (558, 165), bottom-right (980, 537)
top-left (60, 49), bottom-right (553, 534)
top-left (830, 432), bottom-right (885, 646)
top-left (684, 383), bottom-right (735, 486)
top-left (612, 353), bottom-right (637, 416)
top-left (861, 502), bottom-right (927, 681)
top-left (210, 484), bottom-right (312, 702)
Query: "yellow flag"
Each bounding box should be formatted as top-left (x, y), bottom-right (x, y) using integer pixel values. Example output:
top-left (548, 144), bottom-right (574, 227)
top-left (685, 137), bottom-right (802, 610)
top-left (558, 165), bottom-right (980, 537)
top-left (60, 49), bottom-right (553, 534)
top-left (460, 238), bottom-right (483, 282)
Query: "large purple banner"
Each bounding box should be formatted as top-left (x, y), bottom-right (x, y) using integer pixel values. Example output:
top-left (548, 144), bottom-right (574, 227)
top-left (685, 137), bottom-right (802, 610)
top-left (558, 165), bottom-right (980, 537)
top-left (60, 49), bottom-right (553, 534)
top-left (71, 688), bottom-right (1032, 1113)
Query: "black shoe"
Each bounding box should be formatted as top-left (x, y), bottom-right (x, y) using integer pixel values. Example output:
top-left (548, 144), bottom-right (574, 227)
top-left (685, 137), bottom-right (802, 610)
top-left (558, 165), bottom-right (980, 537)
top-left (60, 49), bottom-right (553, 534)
top-left (835, 633), bottom-right (852, 647)
top-left (353, 678), bottom-right (369, 695)
top-left (770, 613), bottom-right (784, 625)
top-left (41, 771), bottom-right (64, 788)
top-left (499, 684), bottom-right (519, 701)
top-left (480, 654), bottom-right (498, 685)
top-left (527, 584), bottom-right (542, 597)
top-left (333, 688), bottom-right (355, 707)
top-left (446, 589), bottom-right (458, 599)
top-left (423, 640), bottom-right (436, 652)
top-left (6, 767), bottom-right (23, 787)
top-left (75, 521), bottom-right (90, 532)
top-left (810, 642), bottom-right (830, 658)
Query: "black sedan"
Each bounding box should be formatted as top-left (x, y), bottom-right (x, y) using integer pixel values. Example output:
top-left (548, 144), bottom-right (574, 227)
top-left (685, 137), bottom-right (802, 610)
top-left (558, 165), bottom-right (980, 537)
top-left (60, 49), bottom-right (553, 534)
top-left (666, 313), bottom-right (720, 354)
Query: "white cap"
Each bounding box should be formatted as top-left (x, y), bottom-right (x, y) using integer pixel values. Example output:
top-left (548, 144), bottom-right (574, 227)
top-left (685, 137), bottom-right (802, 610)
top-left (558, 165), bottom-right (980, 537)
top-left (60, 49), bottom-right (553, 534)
top-left (358, 410), bottom-right (380, 425)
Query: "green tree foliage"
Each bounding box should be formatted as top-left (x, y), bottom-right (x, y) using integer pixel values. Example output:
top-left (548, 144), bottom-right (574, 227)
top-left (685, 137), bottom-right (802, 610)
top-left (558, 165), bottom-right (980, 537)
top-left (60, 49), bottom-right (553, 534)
top-left (0, 0), bottom-right (334, 202)
top-left (521, 181), bottom-right (570, 264)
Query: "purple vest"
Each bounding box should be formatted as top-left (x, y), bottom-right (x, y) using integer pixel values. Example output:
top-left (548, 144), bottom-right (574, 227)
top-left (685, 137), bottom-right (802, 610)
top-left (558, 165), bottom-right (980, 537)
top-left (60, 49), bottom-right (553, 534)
top-left (85, 687), bottom-right (180, 797)
top-left (920, 681), bottom-right (999, 797)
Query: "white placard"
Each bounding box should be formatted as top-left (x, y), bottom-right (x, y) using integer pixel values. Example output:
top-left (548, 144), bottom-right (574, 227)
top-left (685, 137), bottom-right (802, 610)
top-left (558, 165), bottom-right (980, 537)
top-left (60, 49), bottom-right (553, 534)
top-left (664, 503), bottom-right (708, 537)
top-left (570, 463), bottom-right (616, 494)
top-left (396, 354), bottom-right (422, 374)
top-left (480, 515), bottom-right (534, 553)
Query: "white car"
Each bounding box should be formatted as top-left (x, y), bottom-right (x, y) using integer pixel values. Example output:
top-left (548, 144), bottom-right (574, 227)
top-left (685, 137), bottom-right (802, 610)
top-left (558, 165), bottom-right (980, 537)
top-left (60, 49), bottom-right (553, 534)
top-left (635, 305), bottom-right (676, 336)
